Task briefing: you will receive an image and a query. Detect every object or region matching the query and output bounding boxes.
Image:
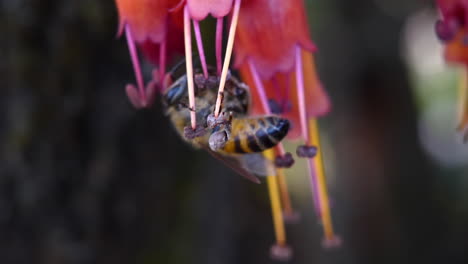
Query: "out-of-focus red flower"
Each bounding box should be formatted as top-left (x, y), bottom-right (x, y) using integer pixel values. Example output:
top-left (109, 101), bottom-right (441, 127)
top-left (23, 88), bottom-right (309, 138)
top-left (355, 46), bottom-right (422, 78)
top-left (436, 0), bottom-right (468, 135)
top-left (436, 0), bottom-right (468, 64)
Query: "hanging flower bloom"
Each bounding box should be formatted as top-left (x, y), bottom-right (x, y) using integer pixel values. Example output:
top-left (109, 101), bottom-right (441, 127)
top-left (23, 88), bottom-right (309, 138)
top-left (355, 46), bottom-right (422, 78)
top-left (113, 0), bottom-right (341, 261)
top-left (435, 0), bottom-right (468, 137)
top-left (115, 0), bottom-right (183, 108)
top-left (235, 0), bottom-right (340, 254)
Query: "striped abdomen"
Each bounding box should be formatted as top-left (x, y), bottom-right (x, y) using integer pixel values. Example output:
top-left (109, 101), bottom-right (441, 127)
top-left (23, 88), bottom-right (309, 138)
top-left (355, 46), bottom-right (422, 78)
top-left (220, 116), bottom-right (289, 154)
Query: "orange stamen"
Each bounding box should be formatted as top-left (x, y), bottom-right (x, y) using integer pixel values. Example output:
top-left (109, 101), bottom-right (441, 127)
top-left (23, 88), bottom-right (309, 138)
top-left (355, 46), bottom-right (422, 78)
top-left (309, 119), bottom-right (341, 248)
top-left (264, 149), bottom-right (292, 261)
top-left (183, 6), bottom-right (196, 129)
top-left (248, 60), bottom-right (297, 221)
top-left (214, 0), bottom-right (241, 117)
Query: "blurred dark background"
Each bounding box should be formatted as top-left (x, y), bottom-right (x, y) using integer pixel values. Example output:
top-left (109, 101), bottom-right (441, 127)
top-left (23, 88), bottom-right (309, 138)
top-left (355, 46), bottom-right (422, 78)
top-left (2, 0), bottom-right (468, 263)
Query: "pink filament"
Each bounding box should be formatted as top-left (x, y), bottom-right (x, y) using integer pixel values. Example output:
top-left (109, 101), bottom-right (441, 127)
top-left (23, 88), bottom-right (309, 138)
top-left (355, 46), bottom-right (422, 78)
top-left (295, 45), bottom-right (321, 217)
top-left (248, 60), bottom-right (287, 157)
top-left (125, 25), bottom-right (145, 102)
top-left (193, 20), bottom-right (209, 78)
top-left (216, 18), bottom-right (223, 75)
top-left (295, 45), bottom-right (309, 143)
top-left (159, 38), bottom-right (167, 86)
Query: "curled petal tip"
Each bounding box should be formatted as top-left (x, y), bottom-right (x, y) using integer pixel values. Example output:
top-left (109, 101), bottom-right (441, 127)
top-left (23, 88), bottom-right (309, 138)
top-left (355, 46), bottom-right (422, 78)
top-left (282, 211), bottom-right (301, 224)
top-left (321, 235), bottom-right (343, 249)
top-left (125, 84), bottom-right (144, 109)
top-left (270, 244), bottom-right (293, 262)
top-left (187, 0), bottom-right (234, 20)
top-left (145, 80), bottom-right (159, 106)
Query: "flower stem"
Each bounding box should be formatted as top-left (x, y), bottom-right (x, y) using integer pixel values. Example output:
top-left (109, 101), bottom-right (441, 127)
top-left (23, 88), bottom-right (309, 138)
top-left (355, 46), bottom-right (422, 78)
top-left (295, 46), bottom-right (340, 247)
top-left (216, 18), bottom-right (223, 75)
top-left (213, 0), bottom-right (241, 117)
top-left (184, 6), bottom-right (196, 129)
top-left (193, 20), bottom-right (208, 78)
top-left (159, 38), bottom-right (167, 86)
top-left (125, 25), bottom-right (146, 104)
top-left (249, 59), bottom-right (296, 223)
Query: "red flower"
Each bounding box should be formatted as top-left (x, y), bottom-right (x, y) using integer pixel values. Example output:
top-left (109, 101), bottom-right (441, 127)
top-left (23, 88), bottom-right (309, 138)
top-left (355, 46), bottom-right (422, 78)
top-left (235, 0), bottom-right (330, 138)
top-left (115, 0), bottom-right (183, 108)
top-left (436, 0), bottom-right (468, 136)
top-left (436, 0), bottom-right (468, 64)
top-left (235, 0), bottom-right (339, 250)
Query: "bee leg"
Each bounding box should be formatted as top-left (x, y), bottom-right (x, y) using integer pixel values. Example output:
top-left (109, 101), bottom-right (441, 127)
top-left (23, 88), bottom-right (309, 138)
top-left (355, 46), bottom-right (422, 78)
top-left (184, 125), bottom-right (206, 139)
top-left (296, 145), bottom-right (318, 158)
top-left (206, 112), bottom-right (231, 129)
top-left (208, 130), bottom-right (229, 151)
top-left (274, 152), bottom-right (295, 168)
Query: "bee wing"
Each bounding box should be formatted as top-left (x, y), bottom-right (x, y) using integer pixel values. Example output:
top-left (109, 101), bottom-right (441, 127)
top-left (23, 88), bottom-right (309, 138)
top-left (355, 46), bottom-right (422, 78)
top-left (201, 146), bottom-right (261, 184)
top-left (239, 153), bottom-right (277, 177)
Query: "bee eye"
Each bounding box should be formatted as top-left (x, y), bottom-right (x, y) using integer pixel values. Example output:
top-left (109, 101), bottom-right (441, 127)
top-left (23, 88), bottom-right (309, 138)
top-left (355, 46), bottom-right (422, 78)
top-left (165, 76), bottom-right (187, 105)
top-left (234, 87), bottom-right (246, 97)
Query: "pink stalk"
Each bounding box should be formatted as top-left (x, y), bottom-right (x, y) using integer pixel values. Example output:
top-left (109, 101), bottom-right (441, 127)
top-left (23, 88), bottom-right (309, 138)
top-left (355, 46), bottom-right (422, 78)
top-left (295, 45), bottom-right (321, 216)
top-left (184, 6), bottom-right (197, 129)
top-left (248, 60), bottom-right (271, 114)
top-left (213, 0), bottom-right (241, 117)
top-left (216, 18), bottom-right (224, 75)
top-left (159, 38), bottom-right (167, 86)
top-left (125, 25), bottom-right (146, 103)
top-left (193, 20), bottom-right (209, 78)
top-left (295, 45), bottom-right (309, 144)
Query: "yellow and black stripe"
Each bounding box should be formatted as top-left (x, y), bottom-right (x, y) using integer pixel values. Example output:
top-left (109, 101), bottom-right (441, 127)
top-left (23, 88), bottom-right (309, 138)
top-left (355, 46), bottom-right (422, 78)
top-left (221, 116), bottom-right (289, 154)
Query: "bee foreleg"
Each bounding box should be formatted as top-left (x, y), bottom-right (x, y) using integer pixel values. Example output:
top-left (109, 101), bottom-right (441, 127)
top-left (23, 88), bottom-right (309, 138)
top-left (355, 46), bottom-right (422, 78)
top-left (184, 125), bottom-right (206, 139)
top-left (206, 112), bottom-right (231, 129)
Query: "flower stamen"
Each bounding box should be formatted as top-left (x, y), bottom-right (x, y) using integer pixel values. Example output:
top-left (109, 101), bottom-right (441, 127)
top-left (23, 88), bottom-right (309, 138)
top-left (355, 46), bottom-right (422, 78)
top-left (125, 25), bottom-right (146, 107)
top-left (249, 59), bottom-right (298, 223)
top-left (295, 46), bottom-right (341, 248)
top-left (193, 20), bottom-right (209, 78)
top-left (264, 149), bottom-right (293, 261)
top-left (216, 18), bottom-right (224, 75)
top-left (214, 0), bottom-right (241, 117)
top-left (184, 6), bottom-right (197, 129)
top-left (159, 38), bottom-right (167, 86)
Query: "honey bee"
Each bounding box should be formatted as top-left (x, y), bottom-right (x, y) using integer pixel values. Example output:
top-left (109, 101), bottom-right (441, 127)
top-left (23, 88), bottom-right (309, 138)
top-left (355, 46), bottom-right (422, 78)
top-left (163, 66), bottom-right (290, 183)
